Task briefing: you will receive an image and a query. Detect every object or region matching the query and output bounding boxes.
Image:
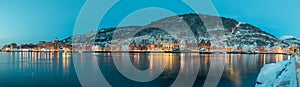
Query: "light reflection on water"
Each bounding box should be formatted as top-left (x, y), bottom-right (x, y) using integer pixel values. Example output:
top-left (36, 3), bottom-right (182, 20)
top-left (0, 52), bottom-right (290, 87)
top-left (0, 52), bottom-right (79, 87)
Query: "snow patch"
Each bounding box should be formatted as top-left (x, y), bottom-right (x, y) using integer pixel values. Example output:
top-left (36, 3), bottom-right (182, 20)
top-left (256, 59), bottom-right (297, 87)
top-left (280, 36), bottom-right (297, 40)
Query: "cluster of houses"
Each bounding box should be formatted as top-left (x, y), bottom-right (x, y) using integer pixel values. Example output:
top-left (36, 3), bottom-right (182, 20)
top-left (1, 37), bottom-right (299, 53)
top-left (289, 44), bottom-right (300, 54)
top-left (1, 38), bottom-right (72, 52)
top-left (69, 35), bottom-right (298, 53)
top-left (72, 37), bottom-right (213, 52)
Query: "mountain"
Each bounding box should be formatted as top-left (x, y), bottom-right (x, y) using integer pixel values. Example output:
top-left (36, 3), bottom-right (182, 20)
top-left (62, 13), bottom-right (288, 49)
top-left (280, 36), bottom-right (300, 45)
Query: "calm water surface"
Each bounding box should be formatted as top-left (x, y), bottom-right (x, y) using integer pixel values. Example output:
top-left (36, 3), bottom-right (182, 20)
top-left (0, 52), bottom-right (290, 87)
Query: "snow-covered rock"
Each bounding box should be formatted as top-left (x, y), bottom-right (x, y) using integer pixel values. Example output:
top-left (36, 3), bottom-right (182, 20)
top-left (256, 58), bottom-right (297, 87)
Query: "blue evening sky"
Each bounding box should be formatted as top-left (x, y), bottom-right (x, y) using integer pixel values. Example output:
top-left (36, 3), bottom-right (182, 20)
top-left (0, 0), bottom-right (299, 47)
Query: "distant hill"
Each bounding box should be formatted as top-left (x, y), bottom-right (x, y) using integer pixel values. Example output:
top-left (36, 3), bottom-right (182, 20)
top-left (280, 36), bottom-right (300, 45)
top-left (62, 13), bottom-right (288, 48)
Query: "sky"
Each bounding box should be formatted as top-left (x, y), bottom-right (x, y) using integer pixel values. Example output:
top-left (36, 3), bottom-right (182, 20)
top-left (0, 0), bottom-right (299, 47)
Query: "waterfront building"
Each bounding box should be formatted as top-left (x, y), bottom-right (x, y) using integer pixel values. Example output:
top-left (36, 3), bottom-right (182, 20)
top-left (54, 38), bottom-right (59, 51)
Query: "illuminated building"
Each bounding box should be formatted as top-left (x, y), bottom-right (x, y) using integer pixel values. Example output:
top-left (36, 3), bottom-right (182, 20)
top-left (54, 38), bottom-right (59, 51)
top-left (198, 39), bottom-right (212, 51)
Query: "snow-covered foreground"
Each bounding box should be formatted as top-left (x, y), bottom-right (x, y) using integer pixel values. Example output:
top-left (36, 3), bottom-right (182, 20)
top-left (296, 56), bottom-right (300, 87)
top-left (256, 57), bottom-right (297, 87)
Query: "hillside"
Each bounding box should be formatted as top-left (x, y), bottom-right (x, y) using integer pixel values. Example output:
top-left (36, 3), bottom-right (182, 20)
top-left (62, 13), bottom-right (288, 49)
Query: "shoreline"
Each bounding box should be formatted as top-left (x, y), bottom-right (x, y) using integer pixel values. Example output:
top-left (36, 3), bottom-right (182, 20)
top-left (1, 51), bottom-right (291, 55)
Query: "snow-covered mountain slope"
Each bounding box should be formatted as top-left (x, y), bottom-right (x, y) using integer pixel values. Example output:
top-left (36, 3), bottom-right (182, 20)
top-left (280, 36), bottom-right (300, 45)
top-left (62, 13), bottom-right (288, 48)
